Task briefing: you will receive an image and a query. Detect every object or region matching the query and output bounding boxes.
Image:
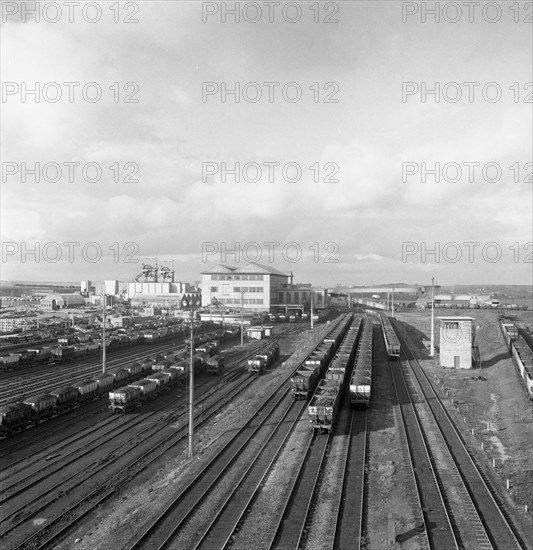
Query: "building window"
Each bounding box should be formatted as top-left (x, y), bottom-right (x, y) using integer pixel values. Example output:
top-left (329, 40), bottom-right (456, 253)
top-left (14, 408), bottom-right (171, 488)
top-left (234, 275), bottom-right (241, 280)
top-left (279, 292), bottom-right (283, 303)
top-left (210, 287), bottom-right (218, 292)
top-left (257, 299), bottom-right (263, 304)
top-left (256, 287), bottom-right (263, 293)
top-left (256, 275), bottom-right (263, 280)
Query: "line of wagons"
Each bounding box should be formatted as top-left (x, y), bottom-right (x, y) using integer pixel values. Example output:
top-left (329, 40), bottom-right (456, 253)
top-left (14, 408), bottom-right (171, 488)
top-left (289, 313), bottom-right (382, 434)
top-left (0, 326), bottom-right (183, 371)
top-left (247, 342), bottom-right (280, 375)
top-left (0, 330), bottom-right (237, 436)
top-left (109, 335), bottom-right (230, 414)
top-left (0, 323), bottom-right (234, 371)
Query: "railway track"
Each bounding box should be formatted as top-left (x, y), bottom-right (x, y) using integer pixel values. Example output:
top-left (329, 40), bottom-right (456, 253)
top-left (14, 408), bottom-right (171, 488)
top-left (389, 338), bottom-right (458, 549)
top-left (333, 407), bottom-right (367, 550)
top-left (267, 425), bottom-right (329, 549)
top-left (4, 334), bottom-right (300, 550)
top-left (163, 392), bottom-right (305, 550)
top-left (123, 324), bottom-right (337, 549)
top-left (393, 321), bottom-right (527, 550)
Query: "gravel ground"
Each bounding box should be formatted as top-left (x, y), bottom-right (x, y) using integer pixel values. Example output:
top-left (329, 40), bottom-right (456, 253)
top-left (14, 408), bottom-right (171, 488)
top-left (228, 413), bottom-right (312, 549)
top-left (396, 309), bottom-right (533, 547)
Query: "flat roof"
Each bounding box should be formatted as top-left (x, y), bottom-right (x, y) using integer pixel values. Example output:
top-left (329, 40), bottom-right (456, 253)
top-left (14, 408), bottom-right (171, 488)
top-left (437, 316), bottom-right (475, 321)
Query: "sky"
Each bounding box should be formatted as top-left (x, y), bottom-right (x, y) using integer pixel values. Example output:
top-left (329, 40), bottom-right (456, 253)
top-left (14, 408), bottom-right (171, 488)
top-left (1, 0), bottom-right (532, 287)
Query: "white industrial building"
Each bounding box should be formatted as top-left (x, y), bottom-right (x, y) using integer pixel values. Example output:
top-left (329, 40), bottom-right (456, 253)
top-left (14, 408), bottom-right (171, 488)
top-left (41, 293), bottom-right (87, 311)
top-left (201, 263), bottom-right (329, 313)
top-left (438, 316), bottom-right (475, 369)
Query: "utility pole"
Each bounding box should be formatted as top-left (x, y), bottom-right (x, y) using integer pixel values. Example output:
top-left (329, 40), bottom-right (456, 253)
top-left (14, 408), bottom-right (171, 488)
top-left (391, 288), bottom-right (395, 318)
top-left (189, 309), bottom-right (195, 458)
top-left (240, 289), bottom-right (245, 346)
top-left (102, 293), bottom-right (107, 373)
top-left (430, 278), bottom-right (435, 357)
top-left (310, 290), bottom-right (314, 330)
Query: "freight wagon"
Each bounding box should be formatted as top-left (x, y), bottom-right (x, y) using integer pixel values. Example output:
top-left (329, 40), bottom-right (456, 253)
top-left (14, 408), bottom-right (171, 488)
top-left (0, 403), bottom-right (33, 435)
top-left (350, 319), bottom-right (373, 408)
top-left (73, 379), bottom-right (99, 402)
top-left (145, 372), bottom-right (170, 391)
top-left (307, 382), bottom-right (341, 434)
top-left (23, 394), bottom-right (56, 424)
top-left (0, 354), bottom-right (21, 370)
top-left (248, 343), bottom-right (280, 375)
top-left (206, 354), bottom-right (225, 375)
top-left (381, 314), bottom-right (401, 358)
top-left (49, 386), bottom-right (79, 411)
top-left (109, 386), bottom-right (142, 413)
top-left (161, 368), bottom-right (181, 384)
top-left (128, 379), bottom-right (158, 400)
top-left (94, 373), bottom-right (115, 392)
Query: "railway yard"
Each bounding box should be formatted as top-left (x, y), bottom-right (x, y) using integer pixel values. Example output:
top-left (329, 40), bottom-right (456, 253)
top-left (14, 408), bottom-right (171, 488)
top-left (1, 310), bottom-right (532, 550)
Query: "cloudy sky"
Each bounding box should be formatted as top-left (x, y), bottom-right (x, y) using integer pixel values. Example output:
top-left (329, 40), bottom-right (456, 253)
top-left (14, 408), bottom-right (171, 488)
top-left (1, 0), bottom-right (531, 286)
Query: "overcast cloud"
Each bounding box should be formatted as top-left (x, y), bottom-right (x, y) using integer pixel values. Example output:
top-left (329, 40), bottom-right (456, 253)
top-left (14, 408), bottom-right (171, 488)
top-left (1, 1), bottom-right (531, 286)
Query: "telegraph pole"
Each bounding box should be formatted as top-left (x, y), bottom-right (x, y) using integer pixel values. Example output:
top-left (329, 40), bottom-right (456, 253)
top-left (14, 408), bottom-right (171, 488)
top-left (189, 309), bottom-right (195, 458)
top-left (310, 289), bottom-right (314, 330)
top-left (102, 293), bottom-right (107, 373)
top-left (430, 278), bottom-right (435, 357)
top-left (240, 289), bottom-right (245, 346)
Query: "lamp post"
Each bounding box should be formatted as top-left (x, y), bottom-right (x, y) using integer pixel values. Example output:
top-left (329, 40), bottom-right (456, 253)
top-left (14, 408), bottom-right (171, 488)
top-left (430, 277), bottom-right (435, 357)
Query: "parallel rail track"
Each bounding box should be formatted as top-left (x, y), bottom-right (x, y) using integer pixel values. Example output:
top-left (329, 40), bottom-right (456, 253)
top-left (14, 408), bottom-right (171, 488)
top-left (393, 320), bottom-right (526, 550)
top-left (4, 336), bottom-right (290, 550)
top-left (389, 337), bottom-right (458, 549)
